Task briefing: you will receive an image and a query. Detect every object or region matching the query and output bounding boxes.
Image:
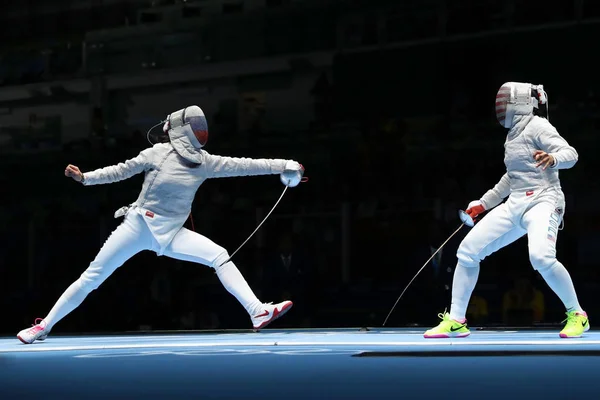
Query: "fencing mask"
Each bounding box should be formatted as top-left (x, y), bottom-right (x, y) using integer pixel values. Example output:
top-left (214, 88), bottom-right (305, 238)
top-left (495, 82), bottom-right (549, 129)
top-left (161, 105), bottom-right (208, 164)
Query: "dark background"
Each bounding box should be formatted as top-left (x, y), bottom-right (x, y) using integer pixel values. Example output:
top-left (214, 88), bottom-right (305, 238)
top-left (1, 0), bottom-right (599, 335)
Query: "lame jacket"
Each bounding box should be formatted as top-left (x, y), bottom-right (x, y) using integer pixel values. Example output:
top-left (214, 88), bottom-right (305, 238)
top-left (481, 115), bottom-right (578, 210)
top-left (82, 142), bottom-right (288, 253)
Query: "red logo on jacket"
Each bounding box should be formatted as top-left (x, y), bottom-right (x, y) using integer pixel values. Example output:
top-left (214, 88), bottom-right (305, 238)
top-left (526, 190), bottom-right (534, 196)
top-left (145, 211), bottom-right (155, 218)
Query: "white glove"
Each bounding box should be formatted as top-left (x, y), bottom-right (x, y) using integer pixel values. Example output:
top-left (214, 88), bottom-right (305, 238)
top-left (280, 160), bottom-right (304, 187)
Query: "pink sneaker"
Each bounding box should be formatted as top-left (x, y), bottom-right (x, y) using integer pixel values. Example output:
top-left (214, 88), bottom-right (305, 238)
top-left (251, 301), bottom-right (293, 331)
top-left (17, 319), bottom-right (49, 344)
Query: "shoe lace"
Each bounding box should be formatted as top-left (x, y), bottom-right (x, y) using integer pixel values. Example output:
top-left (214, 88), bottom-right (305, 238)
top-left (437, 308), bottom-right (449, 321)
top-left (561, 312), bottom-right (577, 325)
top-left (26, 318), bottom-right (46, 334)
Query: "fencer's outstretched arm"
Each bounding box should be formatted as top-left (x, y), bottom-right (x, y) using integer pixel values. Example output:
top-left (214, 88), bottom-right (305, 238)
top-left (535, 122), bottom-right (578, 170)
top-left (480, 173), bottom-right (511, 210)
top-left (202, 153), bottom-right (291, 178)
top-left (81, 148), bottom-right (153, 186)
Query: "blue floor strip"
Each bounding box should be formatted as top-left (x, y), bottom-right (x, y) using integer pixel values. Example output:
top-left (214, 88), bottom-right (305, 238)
top-left (1, 329), bottom-right (599, 399)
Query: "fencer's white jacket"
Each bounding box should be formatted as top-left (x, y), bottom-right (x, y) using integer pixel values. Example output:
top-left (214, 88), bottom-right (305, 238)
top-left (480, 115), bottom-right (578, 210)
top-left (82, 142), bottom-right (288, 254)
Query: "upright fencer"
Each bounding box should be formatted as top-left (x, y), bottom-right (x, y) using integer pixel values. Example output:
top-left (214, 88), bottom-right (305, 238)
top-left (425, 82), bottom-right (588, 338)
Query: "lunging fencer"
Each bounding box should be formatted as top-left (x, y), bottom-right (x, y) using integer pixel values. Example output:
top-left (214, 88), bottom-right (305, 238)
top-left (425, 82), bottom-right (588, 339)
top-left (17, 105), bottom-right (304, 344)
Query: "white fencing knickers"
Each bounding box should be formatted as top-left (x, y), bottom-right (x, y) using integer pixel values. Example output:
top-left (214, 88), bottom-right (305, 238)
top-left (42, 211), bottom-right (263, 330)
top-left (449, 187), bottom-right (583, 321)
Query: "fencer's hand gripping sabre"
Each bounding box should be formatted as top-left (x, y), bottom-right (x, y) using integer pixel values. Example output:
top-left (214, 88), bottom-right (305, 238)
top-left (382, 210), bottom-right (475, 327)
top-left (216, 165), bottom-right (307, 269)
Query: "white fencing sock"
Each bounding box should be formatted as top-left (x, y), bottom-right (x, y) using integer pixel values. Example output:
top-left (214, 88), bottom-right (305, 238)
top-left (44, 278), bottom-right (91, 330)
top-left (215, 261), bottom-right (262, 316)
top-left (450, 263), bottom-right (480, 322)
top-left (538, 261), bottom-right (583, 313)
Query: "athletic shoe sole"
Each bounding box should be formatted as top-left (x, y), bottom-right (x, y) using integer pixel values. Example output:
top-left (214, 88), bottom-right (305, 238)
top-left (423, 332), bottom-right (470, 338)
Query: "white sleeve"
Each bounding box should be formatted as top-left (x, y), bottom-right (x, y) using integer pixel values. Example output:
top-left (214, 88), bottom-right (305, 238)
top-left (480, 173), bottom-right (511, 210)
top-left (202, 152), bottom-right (287, 179)
top-left (82, 147), bottom-right (153, 186)
top-left (535, 122), bottom-right (578, 170)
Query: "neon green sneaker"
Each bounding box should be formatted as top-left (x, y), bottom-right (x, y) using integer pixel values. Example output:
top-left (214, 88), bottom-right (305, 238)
top-left (559, 311), bottom-right (589, 338)
top-left (424, 312), bottom-right (470, 338)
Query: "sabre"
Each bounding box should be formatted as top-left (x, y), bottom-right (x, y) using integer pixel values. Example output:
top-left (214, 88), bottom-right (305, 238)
top-left (217, 175), bottom-right (308, 269)
top-left (382, 210), bottom-right (475, 327)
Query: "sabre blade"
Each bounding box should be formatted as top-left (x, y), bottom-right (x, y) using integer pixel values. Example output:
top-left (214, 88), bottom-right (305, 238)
top-left (382, 223), bottom-right (465, 327)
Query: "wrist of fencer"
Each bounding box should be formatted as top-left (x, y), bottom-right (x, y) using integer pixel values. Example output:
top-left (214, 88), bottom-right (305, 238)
top-left (467, 200), bottom-right (484, 210)
top-left (80, 173), bottom-right (86, 184)
top-left (478, 200), bottom-right (487, 211)
top-left (284, 160), bottom-right (302, 171)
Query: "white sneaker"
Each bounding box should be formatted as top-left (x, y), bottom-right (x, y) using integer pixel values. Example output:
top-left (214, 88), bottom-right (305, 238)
top-left (251, 301), bottom-right (293, 331)
top-left (17, 319), bottom-right (49, 344)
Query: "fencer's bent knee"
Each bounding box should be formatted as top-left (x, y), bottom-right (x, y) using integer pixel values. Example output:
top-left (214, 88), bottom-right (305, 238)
top-left (212, 250), bottom-right (231, 270)
top-left (456, 239), bottom-right (481, 269)
top-left (530, 253), bottom-right (557, 271)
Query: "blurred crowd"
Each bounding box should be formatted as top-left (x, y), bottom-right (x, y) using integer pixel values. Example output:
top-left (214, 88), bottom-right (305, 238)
top-left (2, 0), bottom-right (600, 335)
top-left (1, 73), bottom-right (599, 336)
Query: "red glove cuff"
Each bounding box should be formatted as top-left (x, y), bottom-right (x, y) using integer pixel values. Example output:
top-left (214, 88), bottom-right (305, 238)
top-left (466, 204), bottom-right (485, 218)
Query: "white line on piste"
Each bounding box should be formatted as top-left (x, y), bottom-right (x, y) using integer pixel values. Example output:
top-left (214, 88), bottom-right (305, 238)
top-left (73, 348), bottom-right (363, 358)
top-left (2, 339), bottom-right (600, 353)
